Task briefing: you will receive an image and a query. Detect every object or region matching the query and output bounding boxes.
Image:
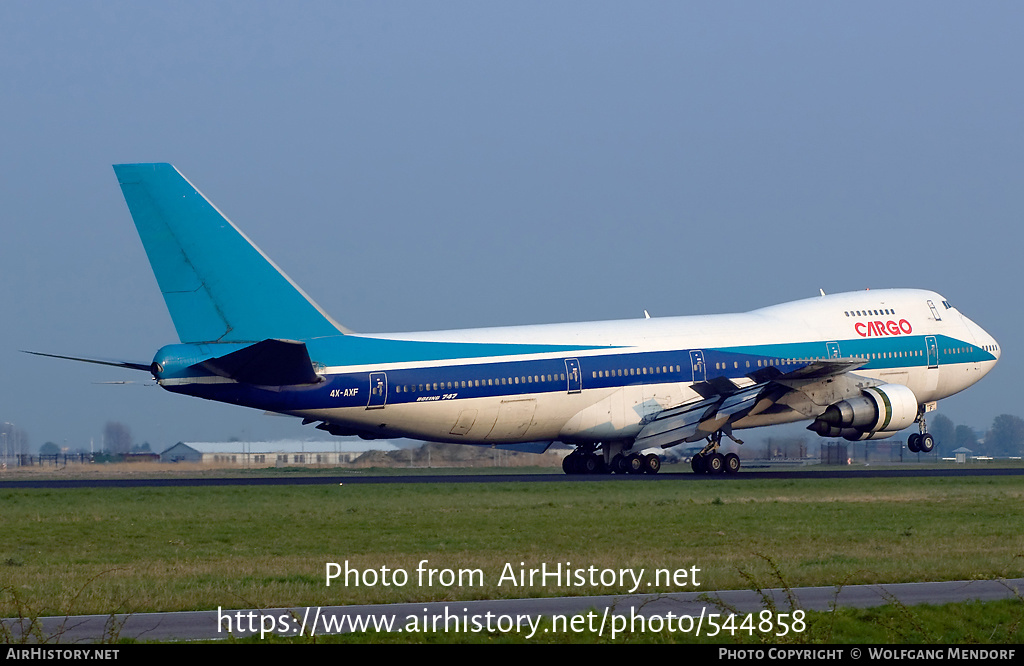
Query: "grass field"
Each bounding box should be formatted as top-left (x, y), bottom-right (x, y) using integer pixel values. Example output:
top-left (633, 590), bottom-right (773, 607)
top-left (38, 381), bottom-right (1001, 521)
top-left (2, 472), bottom-right (1022, 626)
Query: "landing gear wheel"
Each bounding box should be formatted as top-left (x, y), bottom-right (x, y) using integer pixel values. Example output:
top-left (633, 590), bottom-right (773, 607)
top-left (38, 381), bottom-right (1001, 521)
top-left (724, 452), bottom-right (741, 474)
top-left (691, 454), bottom-right (706, 474)
top-left (706, 452), bottom-right (725, 474)
top-left (626, 453), bottom-right (645, 474)
top-left (644, 454), bottom-right (661, 474)
top-left (562, 453), bottom-right (579, 475)
top-left (611, 453), bottom-right (627, 474)
top-left (580, 454), bottom-right (601, 474)
top-left (911, 406), bottom-right (935, 454)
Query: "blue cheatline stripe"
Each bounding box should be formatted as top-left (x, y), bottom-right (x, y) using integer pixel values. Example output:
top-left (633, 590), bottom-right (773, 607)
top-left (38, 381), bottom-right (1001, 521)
top-left (307, 333), bottom-right (987, 371)
top-left (153, 337), bottom-right (621, 380)
top-left (159, 333), bottom-right (988, 382)
top-left (114, 163), bottom-right (346, 344)
top-left (163, 332), bottom-right (995, 415)
top-left (719, 335), bottom-right (994, 369)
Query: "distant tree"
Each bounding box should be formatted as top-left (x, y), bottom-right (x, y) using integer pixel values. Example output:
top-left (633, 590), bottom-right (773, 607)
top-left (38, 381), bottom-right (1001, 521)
top-left (954, 425), bottom-right (978, 450)
top-left (131, 442), bottom-right (151, 453)
top-left (930, 414), bottom-right (955, 455)
top-left (104, 421), bottom-right (133, 455)
top-left (39, 442), bottom-right (60, 455)
top-left (985, 414), bottom-right (1024, 457)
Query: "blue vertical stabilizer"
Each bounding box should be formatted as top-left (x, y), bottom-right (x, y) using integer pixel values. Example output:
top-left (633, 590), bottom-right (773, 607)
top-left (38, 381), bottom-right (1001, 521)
top-left (113, 163), bottom-right (348, 343)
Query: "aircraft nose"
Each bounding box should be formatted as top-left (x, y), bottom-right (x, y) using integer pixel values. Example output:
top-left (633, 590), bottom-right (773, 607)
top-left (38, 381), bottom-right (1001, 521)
top-left (965, 316), bottom-right (1000, 361)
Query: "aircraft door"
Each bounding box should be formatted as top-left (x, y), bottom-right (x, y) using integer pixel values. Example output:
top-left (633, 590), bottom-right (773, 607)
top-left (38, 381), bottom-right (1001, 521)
top-left (565, 358), bottom-right (582, 394)
top-left (826, 342), bottom-right (841, 359)
top-left (925, 336), bottom-right (939, 369)
top-left (690, 350), bottom-right (706, 382)
top-left (367, 372), bottom-right (387, 409)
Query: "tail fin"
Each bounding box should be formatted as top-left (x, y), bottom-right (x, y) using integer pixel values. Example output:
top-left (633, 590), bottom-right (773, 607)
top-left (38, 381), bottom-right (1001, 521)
top-left (113, 163), bottom-right (349, 344)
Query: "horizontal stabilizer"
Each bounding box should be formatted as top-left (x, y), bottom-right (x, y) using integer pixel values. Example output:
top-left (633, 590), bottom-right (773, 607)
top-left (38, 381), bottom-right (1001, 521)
top-left (196, 339), bottom-right (322, 386)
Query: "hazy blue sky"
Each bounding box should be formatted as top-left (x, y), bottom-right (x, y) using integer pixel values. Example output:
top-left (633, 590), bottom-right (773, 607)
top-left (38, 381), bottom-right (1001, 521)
top-left (2, 2), bottom-right (1021, 453)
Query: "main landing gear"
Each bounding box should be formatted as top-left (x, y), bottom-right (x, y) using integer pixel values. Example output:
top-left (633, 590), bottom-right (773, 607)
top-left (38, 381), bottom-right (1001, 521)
top-left (690, 430), bottom-right (741, 475)
top-left (907, 406), bottom-right (935, 453)
top-left (561, 445), bottom-right (661, 475)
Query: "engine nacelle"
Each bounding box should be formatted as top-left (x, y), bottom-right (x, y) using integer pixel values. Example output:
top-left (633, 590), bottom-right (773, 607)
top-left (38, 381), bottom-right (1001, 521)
top-left (840, 429), bottom-right (906, 442)
top-left (808, 384), bottom-right (918, 439)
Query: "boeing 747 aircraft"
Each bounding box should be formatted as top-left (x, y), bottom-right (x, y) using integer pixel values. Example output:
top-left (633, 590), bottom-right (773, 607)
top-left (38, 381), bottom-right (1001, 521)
top-left (32, 164), bottom-right (1001, 475)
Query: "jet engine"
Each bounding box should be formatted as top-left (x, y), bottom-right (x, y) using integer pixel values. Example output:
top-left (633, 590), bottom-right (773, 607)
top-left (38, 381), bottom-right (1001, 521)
top-left (808, 384), bottom-right (918, 441)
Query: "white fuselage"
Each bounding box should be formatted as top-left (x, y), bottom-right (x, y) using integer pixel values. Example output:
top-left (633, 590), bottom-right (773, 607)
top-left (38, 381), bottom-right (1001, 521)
top-left (288, 289), bottom-right (998, 447)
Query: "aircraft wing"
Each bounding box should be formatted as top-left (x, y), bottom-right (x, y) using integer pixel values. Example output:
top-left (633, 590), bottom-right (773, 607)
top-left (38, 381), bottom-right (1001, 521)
top-left (633, 357), bottom-right (867, 450)
top-left (634, 385), bottom-right (764, 449)
top-left (747, 357), bottom-right (868, 382)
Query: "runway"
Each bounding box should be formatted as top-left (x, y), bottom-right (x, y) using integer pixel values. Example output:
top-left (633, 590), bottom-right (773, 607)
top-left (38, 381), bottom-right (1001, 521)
top-left (4, 467), bottom-right (1021, 642)
top-left (1, 466), bottom-right (1023, 489)
top-left (7, 578), bottom-right (1022, 642)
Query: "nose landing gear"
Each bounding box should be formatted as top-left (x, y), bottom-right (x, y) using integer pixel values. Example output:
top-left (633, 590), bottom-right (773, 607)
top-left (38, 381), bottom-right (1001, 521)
top-left (907, 406), bottom-right (935, 453)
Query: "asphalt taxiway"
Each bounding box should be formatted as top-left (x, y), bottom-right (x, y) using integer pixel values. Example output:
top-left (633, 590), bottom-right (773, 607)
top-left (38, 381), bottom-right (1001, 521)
top-left (8, 578), bottom-right (1021, 642)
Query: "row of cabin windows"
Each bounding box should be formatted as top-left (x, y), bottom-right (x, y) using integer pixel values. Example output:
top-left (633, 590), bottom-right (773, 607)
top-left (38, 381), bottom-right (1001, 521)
top-left (867, 350), bottom-right (923, 360)
top-left (395, 373), bottom-right (568, 394)
top-left (593, 365), bottom-right (682, 379)
top-left (713, 350), bottom-right (928, 370)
